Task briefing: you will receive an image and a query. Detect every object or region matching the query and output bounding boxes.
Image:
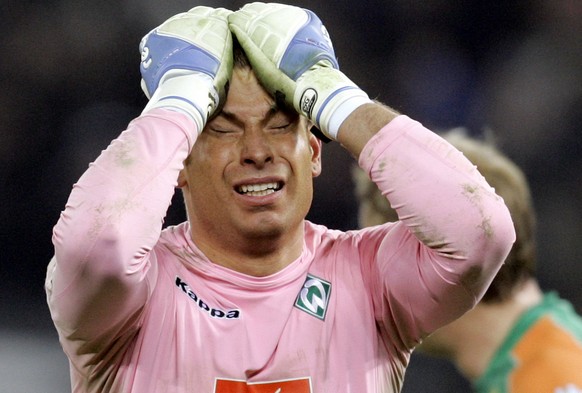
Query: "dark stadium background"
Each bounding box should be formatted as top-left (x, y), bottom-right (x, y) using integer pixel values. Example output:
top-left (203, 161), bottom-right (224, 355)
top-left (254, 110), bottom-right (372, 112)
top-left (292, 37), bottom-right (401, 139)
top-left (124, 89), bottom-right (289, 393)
top-left (1, 1), bottom-right (580, 391)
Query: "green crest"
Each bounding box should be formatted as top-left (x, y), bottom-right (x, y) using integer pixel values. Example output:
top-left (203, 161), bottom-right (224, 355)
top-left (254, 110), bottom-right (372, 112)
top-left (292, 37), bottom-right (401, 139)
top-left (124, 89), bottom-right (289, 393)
top-left (294, 274), bottom-right (331, 320)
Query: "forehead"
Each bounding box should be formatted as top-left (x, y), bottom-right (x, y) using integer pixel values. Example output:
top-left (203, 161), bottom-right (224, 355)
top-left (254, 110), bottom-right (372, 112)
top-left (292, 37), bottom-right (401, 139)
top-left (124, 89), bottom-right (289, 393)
top-left (225, 68), bottom-right (271, 107)
top-left (218, 67), bottom-right (296, 123)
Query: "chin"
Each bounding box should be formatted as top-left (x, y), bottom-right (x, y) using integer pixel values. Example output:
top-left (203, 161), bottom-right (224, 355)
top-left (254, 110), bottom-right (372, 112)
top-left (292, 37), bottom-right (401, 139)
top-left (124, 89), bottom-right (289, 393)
top-left (245, 224), bottom-right (284, 239)
top-left (240, 215), bottom-right (289, 239)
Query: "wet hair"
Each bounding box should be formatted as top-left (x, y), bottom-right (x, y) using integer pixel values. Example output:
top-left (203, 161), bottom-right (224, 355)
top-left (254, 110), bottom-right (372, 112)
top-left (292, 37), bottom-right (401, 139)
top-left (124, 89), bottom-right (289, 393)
top-left (353, 129), bottom-right (537, 303)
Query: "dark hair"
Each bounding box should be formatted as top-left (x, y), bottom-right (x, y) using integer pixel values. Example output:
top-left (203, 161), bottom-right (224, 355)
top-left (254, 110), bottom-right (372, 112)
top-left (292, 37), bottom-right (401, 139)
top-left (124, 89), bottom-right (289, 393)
top-left (233, 36), bottom-right (251, 69)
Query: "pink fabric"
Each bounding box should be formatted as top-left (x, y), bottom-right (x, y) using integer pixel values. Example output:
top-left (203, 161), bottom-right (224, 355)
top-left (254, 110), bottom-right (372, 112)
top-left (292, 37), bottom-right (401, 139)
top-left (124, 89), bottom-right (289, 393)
top-left (46, 110), bottom-right (514, 392)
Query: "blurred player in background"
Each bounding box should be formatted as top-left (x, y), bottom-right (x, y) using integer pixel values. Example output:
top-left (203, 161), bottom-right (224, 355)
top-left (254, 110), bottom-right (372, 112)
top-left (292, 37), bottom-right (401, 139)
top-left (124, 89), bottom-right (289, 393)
top-left (354, 129), bottom-right (582, 392)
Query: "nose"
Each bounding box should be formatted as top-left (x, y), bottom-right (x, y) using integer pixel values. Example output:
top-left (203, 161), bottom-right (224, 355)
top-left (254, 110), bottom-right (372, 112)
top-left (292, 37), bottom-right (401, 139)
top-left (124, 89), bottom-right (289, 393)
top-left (239, 126), bottom-right (274, 168)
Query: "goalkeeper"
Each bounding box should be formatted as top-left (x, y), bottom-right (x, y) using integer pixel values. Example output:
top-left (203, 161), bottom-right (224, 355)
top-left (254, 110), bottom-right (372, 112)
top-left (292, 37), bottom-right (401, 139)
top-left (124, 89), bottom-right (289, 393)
top-left (46, 3), bottom-right (515, 392)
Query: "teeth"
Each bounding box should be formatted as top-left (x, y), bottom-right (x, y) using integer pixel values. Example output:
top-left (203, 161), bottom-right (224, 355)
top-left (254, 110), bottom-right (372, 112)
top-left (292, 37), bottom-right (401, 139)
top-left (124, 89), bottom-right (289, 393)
top-left (238, 182), bottom-right (280, 196)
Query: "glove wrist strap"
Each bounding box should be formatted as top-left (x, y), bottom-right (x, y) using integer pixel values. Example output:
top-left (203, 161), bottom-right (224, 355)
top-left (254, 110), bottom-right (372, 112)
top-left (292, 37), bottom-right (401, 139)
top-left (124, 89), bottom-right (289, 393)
top-left (322, 90), bottom-right (372, 140)
top-left (142, 72), bottom-right (216, 133)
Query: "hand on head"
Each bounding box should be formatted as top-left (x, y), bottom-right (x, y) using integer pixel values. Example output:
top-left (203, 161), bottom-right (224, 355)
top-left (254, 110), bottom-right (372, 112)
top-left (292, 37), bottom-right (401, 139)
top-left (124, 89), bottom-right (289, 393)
top-left (139, 3), bottom-right (371, 140)
top-left (139, 6), bottom-right (233, 132)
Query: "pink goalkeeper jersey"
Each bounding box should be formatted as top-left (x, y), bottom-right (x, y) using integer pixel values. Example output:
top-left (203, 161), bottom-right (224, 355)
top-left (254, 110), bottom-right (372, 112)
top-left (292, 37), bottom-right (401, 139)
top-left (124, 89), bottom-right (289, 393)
top-left (46, 109), bottom-right (514, 392)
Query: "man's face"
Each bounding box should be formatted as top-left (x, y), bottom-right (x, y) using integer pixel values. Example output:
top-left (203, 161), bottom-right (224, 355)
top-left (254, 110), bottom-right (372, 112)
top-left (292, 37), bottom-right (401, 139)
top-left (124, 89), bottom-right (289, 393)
top-left (179, 67), bottom-right (322, 249)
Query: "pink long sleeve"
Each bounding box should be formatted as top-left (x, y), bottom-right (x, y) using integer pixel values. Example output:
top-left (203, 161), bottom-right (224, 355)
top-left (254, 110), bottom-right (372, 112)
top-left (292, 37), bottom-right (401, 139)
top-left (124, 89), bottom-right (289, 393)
top-left (358, 115), bottom-right (515, 348)
top-left (47, 109), bottom-right (197, 340)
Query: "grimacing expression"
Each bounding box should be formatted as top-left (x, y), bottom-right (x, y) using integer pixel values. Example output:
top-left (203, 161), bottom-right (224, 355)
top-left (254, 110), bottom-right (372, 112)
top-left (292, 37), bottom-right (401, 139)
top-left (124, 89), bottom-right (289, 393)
top-left (179, 67), bottom-right (322, 245)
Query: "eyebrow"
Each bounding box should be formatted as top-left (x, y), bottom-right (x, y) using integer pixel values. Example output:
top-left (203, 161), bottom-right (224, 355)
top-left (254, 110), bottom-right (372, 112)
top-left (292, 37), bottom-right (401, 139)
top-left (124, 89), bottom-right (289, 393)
top-left (219, 104), bottom-right (281, 125)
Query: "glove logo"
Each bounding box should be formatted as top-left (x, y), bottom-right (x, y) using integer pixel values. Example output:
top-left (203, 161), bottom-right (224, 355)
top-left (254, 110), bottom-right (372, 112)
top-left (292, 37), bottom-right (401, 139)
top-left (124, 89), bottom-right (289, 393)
top-left (321, 25), bottom-right (333, 50)
top-left (141, 46), bottom-right (152, 69)
top-left (300, 88), bottom-right (318, 117)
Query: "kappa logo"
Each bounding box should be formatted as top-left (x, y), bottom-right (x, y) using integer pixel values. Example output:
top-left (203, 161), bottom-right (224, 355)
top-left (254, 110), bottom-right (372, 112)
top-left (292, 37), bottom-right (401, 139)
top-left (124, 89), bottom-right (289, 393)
top-left (175, 276), bottom-right (240, 319)
top-left (294, 274), bottom-right (331, 320)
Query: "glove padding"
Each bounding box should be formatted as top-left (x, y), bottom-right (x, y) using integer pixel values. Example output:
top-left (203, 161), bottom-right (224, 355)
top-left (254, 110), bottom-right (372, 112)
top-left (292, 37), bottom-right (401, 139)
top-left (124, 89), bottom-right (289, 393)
top-left (140, 6), bottom-right (233, 132)
top-left (228, 2), bottom-right (371, 140)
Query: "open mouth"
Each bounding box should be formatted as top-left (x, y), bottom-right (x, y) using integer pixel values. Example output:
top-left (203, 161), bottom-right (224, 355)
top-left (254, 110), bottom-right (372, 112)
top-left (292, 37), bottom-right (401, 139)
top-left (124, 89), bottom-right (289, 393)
top-left (236, 182), bottom-right (283, 196)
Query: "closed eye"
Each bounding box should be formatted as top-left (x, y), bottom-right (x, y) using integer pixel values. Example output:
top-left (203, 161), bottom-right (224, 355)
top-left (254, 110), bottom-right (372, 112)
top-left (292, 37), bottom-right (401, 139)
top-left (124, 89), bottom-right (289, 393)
top-left (208, 126), bottom-right (239, 135)
top-left (269, 123), bottom-right (291, 131)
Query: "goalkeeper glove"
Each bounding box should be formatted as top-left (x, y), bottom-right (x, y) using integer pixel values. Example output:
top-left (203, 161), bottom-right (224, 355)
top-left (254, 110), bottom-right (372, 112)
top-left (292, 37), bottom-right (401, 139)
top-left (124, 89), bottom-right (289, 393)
top-left (229, 2), bottom-right (371, 141)
top-left (140, 6), bottom-right (233, 133)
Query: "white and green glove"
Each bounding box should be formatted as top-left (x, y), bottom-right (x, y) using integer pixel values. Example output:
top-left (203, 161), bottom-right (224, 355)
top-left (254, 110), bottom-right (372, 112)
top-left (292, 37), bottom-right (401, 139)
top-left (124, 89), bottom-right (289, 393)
top-left (228, 2), bottom-right (371, 141)
top-left (139, 6), bottom-right (233, 132)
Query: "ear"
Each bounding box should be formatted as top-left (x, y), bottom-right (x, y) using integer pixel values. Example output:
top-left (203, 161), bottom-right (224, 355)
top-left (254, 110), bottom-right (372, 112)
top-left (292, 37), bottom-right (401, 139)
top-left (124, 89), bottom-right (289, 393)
top-left (309, 132), bottom-right (323, 177)
top-left (177, 168), bottom-right (187, 188)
